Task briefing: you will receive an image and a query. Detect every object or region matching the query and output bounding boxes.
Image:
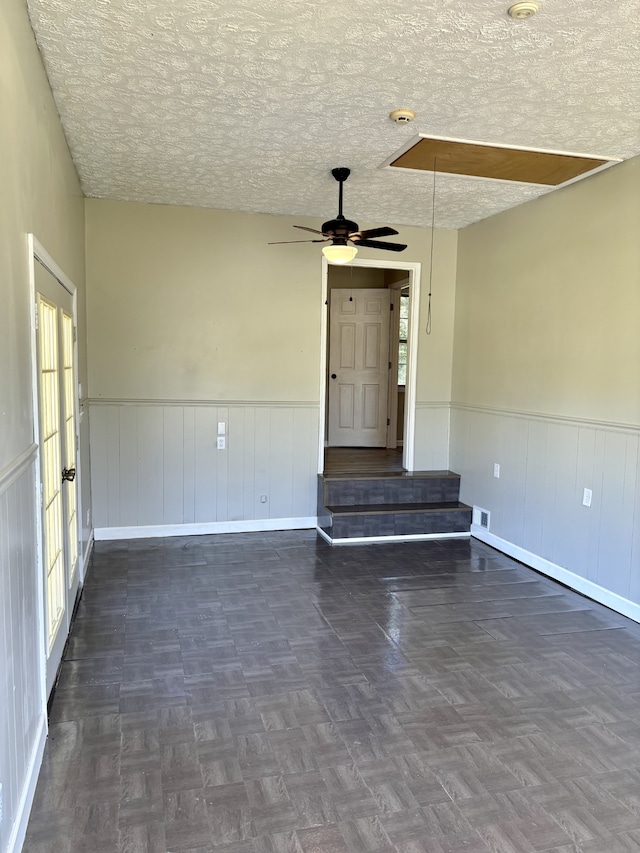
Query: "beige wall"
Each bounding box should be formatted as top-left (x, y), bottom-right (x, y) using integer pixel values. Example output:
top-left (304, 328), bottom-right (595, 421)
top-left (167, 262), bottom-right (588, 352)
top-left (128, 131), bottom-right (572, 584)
top-left (453, 158), bottom-right (640, 424)
top-left (0, 2), bottom-right (86, 851)
top-left (451, 156), bottom-right (640, 616)
top-left (86, 199), bottom-right (458, 407)
top-left (1, 0), bottom-right (86, 467)
top-left (86, 201), bottom-right (458, 528)
top-left (328, 265), bottom-right (386, 289)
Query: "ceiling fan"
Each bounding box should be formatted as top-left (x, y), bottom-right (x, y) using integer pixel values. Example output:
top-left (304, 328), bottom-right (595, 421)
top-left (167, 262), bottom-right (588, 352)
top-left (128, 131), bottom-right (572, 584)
top-left (269, 168), bottom-right (407, 264)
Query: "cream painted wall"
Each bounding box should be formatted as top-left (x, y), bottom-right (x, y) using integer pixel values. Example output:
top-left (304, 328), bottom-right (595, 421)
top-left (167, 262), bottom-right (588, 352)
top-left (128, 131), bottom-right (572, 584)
top-left (1, 0), bottom-right (86, 467)
top-left (453, 158), bottom-right (640, 424)
top-left (86, 200), bottom-right (322, 403)
top-left (452, 156), bottom-right (640, 617)
top-left (86, 199), bottom-right (457, 407)
top-left (328, 265), bottom-right (386, 289)
top-left (86, 200), bottom-right (457, 528)
top-left (0, 1), bottom-right (87, 851)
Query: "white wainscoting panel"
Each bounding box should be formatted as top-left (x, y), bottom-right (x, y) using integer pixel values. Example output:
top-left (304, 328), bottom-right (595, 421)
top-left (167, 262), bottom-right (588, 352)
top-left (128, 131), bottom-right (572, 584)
top-left (451, 404), bottom-right (640, 617)
top-left (0, 451), bottom-right (46, 853)
top-left (413, 403), bottom-right (450, 471)
top-left (89, 402), bottom-right (320, 532)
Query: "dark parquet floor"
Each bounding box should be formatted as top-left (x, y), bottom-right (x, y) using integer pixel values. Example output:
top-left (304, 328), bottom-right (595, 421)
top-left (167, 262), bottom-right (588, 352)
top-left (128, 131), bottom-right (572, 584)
top-left (23, 532), bottom-right (640, 853)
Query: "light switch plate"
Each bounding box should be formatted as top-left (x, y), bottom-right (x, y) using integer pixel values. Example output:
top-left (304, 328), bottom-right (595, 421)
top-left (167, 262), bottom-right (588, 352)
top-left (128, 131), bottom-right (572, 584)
top-left (493, 463), bottom-right (500, 478)
top-left (583, 488), bottom-right (592, 507)
top-left (217, 422), bottom-right (226, 435)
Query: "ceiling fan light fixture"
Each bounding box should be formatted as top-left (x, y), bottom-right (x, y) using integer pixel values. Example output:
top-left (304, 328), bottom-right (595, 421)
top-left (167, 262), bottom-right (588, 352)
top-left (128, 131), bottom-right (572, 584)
top-left (322, 244), bottom-right (358, 265)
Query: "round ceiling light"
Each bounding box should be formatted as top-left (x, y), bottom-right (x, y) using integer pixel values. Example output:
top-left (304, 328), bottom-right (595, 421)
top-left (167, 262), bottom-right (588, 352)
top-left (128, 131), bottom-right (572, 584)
top-left (322, 244), bottom-right (358, 265)
top-left (508, 2), bottom-right (539, 19)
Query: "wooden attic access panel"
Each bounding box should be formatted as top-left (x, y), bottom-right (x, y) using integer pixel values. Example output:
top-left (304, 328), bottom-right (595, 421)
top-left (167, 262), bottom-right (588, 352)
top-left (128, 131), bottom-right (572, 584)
top-left (390, 137), bottom-right (610, 186)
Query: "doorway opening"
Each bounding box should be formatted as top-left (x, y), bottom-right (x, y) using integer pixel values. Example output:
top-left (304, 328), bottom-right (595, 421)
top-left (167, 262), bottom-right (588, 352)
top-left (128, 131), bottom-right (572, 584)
top-left (318, 258), bottom-right (421, 476)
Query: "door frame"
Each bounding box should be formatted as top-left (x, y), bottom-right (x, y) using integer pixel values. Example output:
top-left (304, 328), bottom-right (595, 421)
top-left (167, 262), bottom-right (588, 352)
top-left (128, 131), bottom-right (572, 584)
top-left (386, 277), bottom-right (410, 450)
top-left (319, 257), bottom-right (421, 473)
top-left (28, 234), bottom-right (83, 696)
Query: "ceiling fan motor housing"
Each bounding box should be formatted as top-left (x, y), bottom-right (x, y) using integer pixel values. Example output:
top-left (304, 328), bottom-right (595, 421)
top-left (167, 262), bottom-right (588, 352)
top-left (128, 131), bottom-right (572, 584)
top-left (321, 217), bottom-right (359, 239)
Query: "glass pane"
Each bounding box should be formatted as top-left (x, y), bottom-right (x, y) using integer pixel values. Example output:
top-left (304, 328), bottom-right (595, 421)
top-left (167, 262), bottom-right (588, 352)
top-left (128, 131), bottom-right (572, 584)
top-left (398, 341), bottom-right (407, 386)
top-left (399, 317), bottom-right (408, 341)
top-left (400, 294), bottom-right (409, 319)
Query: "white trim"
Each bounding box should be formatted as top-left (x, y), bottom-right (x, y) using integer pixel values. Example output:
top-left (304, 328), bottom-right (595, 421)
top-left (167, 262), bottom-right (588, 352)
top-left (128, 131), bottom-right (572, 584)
top-left (317, 527), bottom-right (470, 546)
top-left (95, 516), bottom-right (318, 541)
top-left (27, 234), bottom-right (48, 723)
top-left (28, 234), bottom-right (83, 699)
top-left (451, 401), bottom-right (640, 436)
top-left (471, 526), bottom-right (640, 625)
top-left (318, 257), bottom-right (421, 474)
top-left (0, 444), bottom-right (37, 496)
top-left (403, 262), bottom-right (420, 471)
top-left (387, 287), bottom-right (400, 449)
top-left (32, 238), bottom-right (77, 296)
top-left (89, 398), bottom-right (320, 408)
top-left (82, 530), bottom-right (94, 575)
top-left (380, 133), bottom-right (621, 188)
top-left (7, 712), bottom-right (47, 853)
top-left (317, 257), bottom-right (329, 475)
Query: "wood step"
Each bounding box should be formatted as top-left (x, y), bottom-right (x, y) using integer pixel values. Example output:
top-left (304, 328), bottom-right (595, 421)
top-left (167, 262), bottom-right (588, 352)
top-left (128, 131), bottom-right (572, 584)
top-left (319, 501), bottom-right (472, 541)
top-left (320, 470), bottom-right (461, 507)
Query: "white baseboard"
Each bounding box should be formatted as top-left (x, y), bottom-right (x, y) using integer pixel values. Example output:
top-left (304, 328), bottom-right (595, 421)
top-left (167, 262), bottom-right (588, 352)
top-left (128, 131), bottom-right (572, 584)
top-left (317, 527), bottom-right (470, 546)
top-left (8, 712), bottom-right (47, 853)
top-left (471, 524), bottom-right (640, 625)
top-left (95, 517), bottom-right (318, 541)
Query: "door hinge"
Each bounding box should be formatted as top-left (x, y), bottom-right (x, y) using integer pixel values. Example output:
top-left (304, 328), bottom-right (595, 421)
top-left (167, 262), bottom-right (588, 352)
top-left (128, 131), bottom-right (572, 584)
top-left (387, 418), bottom-right (391, 426)
top-left (34, 305), bottom-right (39, 330)
top-left (390, 303), bottom-right (394, 311)
top-left (389, 361), bottom-right (392, 370)
top-left (73, 326), bottom-right (77, 343)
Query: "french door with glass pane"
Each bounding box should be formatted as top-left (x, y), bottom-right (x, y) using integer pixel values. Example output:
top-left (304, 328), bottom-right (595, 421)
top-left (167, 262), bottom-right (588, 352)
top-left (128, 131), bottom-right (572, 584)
top-left (35, 261), bottom-right (80, 696)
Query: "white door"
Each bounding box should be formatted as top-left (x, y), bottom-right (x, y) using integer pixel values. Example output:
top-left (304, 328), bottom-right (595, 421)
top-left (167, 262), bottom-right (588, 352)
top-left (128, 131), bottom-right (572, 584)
top-left (328, 288), bottom-right (391, 447)
top-left (35, 262), bottom-right (80, 695)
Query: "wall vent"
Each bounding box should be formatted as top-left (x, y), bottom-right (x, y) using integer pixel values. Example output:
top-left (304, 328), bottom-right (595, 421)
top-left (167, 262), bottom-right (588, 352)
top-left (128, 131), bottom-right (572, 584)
top-left (473, 506), bottom-right (490, 530)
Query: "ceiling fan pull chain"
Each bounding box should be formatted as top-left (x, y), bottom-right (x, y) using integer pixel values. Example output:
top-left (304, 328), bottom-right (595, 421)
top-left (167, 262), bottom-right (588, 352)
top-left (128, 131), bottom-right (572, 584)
top-left (426, 158), bottom-right (436, 336)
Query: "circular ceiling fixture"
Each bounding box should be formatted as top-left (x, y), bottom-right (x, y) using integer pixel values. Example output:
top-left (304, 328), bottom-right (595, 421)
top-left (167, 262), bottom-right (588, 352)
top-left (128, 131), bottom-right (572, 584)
top-left (389, 109), bottom-right (416, 124)
top-left (508, 2), bottom-right (539, 19)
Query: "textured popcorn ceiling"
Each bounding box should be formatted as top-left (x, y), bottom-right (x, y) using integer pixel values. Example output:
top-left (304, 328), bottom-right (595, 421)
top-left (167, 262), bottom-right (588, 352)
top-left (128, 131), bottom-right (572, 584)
top-left (27, 0), bottom-right (640, 229)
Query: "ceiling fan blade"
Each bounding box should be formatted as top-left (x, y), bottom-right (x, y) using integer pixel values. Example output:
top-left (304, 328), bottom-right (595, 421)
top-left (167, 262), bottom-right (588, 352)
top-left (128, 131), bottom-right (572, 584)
top-left (268, 239), bottom-right (328, 244)
top-left (293, 225), bottom-right (326, 235)
top-left (351, 227), bottom-right (399, 240)
top-left (354, 239), bottom-right (407, 252)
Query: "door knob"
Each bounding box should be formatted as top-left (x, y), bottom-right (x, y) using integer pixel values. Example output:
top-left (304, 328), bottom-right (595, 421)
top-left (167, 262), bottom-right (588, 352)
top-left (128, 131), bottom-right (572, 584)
top-left (62, 467), bottom-right (76, 482)
top-left (331, 374), bottom-right (337, 379)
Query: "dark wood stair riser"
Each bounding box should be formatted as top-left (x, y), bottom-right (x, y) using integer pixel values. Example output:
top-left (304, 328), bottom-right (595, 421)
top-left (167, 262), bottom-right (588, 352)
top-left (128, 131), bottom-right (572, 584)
top-left (321, 471), bottom-right (461, 507)
top-left (326, 506), bottom-right (472, 540)
top-left (318, 471), bottom-right (471, 542)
